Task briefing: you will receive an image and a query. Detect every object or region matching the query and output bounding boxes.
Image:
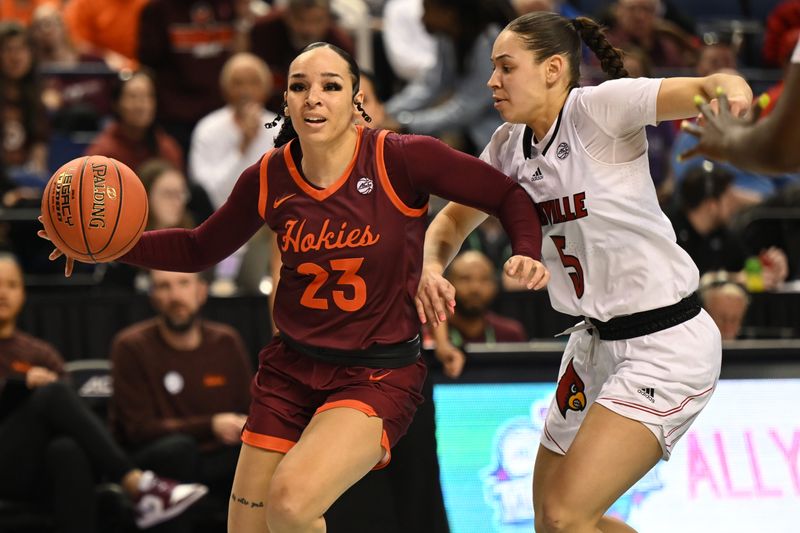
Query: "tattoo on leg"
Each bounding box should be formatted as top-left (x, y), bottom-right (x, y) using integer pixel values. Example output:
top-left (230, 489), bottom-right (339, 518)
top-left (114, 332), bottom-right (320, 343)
top-left (231, 492), bottom-right (265, 509)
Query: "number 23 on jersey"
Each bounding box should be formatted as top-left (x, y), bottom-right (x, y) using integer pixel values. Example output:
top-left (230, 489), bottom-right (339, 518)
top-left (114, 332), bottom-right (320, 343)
top-left (298, 257), bottom-right (367, 312)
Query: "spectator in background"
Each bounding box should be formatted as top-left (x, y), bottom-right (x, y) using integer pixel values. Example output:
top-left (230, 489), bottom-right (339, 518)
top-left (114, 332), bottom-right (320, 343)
top-left (138, 0), bottom-right (244, 154)
top-left (0, 253), bottom-right (208, 532)
top-left (606, 0), bottom-right (697, 68)
top-left (29, 4), bottom-right (111, 132)
top-left (63, 0), bottom-right (148, 70)
top-left (249, 0), bottom-right (355, 111)
top-left (668, 165), bottom-right (789, 289)
top-left (190, 53), bottom-right (277, 295)
top-left (430, 251), bottom-right (528, 379)
top-left (698, 274), bottom-right (750, 341)
top-left (110, 269), bottom-right (252, 531)
top-left (190, 53), bottom-right (277, 210)
top-left (382, 0), bottom-right (512, 153)
top-left (381, 0), bottom-right (437, 83)
top-left (1, 21), bottom-right (48, 196)
top-left (85, 70), bottom-right (183, 172)
top-left (0, 0), bottom-right (61, 26)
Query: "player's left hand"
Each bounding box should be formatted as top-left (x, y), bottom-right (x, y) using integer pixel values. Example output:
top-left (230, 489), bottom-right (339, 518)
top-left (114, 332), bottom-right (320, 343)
top-left (679, 90), bottom-right (761, 164)
top-left (37, 216), bottom-right (75, 277)
top-left (504, 256), bottom-right (549, 290)
top-left (415, 264), bottom-right (456, 327)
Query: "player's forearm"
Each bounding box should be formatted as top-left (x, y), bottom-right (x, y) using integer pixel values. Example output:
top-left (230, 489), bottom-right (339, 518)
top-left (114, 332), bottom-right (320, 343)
top-left (700, 72), bottom-right (752, 103)
top-left (423, 208), bottom-right (466, 274)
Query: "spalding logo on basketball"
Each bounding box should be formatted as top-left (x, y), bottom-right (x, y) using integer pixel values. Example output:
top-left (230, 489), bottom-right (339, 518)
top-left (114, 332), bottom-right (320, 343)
top-left (41, 155), bottom-right (149, 263)
top-left (356, 177), bottom-right (374, 195)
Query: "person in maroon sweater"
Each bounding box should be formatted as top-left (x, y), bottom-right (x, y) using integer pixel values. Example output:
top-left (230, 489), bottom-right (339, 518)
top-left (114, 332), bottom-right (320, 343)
top-left (40, 42), bottom-right (548, 533)
top-left (110, 269), bottom-right (252, 527)
top-left (249, 0), bottom-right (355, 112)
top-left (431, 250), bottom-right (528, 376)
top-left (85, 70), bottom-right (184, 172)
top-left (0, 253), bottom-right (208, 531)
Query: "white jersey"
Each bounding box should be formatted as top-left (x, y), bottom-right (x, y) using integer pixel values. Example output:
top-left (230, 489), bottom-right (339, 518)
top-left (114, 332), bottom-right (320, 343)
top-left (481, 78), bottom-right (698, 321)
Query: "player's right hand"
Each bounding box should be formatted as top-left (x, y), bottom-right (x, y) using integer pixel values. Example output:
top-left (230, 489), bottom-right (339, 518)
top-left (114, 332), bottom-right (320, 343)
top-left (36, 215), bottom-right (74, 277)
top-left (415, 264), bottom-right (456, 327)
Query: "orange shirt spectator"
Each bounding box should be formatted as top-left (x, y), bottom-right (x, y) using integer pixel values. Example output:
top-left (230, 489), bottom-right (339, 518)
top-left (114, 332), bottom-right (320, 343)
top-left (63, 0), bottom-right (147, 68)
top-left (0, 0), bottom-right (60, 25)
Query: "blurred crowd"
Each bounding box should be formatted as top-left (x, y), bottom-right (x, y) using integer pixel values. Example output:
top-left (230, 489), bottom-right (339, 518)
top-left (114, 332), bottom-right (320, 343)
top-left (1, 0), bottom-right (799, 307)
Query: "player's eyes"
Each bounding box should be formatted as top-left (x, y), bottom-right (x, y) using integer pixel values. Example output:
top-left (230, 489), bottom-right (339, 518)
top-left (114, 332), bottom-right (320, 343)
top-left (289, 83), bottom-right (306, 92)
top-left (324, 82), bottom-right (342, 91)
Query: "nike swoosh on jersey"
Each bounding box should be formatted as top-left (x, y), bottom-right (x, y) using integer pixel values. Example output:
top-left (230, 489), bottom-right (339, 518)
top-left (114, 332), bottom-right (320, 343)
top-left (368, 370), bottom-right (393, 382)
top-left (273, 193), bottom-right (297, 208)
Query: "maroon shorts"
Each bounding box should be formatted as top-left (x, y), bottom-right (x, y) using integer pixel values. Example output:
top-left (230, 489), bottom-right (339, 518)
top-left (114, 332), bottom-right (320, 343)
top-left (242, 336), bottom-right (427, 469)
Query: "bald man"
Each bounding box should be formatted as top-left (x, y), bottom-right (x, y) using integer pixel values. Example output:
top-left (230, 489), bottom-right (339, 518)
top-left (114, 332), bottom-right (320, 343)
top-left (432, 251), bottom-right (528, 378)
top-left (189, 52), bottom-right (279, 210)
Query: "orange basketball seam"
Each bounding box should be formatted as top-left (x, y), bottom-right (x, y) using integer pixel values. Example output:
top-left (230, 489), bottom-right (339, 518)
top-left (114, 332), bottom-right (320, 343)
top-left (76, 156), bottom-right (96, 262)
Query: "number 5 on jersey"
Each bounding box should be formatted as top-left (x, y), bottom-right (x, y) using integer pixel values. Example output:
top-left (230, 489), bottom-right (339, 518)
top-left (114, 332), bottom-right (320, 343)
top-left (298, 257), bottom-right (367, 312)
top-left (551, 236), bottom-right (584, 298)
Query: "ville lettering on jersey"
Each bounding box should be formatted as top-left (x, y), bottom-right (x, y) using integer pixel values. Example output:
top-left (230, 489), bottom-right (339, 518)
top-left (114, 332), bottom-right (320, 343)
top-left (536, 192), bottom-right (589, 226)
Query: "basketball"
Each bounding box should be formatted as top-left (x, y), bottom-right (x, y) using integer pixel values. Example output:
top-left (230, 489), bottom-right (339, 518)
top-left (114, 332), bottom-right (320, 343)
top-left (40, 155), bottom-right (149, 263)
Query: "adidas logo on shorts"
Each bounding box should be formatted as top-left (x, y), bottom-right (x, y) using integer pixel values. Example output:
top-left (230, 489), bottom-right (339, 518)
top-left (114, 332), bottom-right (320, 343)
top-left (637, 387), bottom-right (656, 403)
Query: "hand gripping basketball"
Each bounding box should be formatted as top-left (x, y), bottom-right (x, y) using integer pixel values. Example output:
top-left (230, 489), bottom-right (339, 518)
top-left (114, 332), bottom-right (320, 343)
top-left (37, 155), bottom-right (149, 277)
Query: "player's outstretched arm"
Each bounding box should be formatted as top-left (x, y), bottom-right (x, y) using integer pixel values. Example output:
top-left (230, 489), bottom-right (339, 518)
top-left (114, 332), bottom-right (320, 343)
top-left (681, 62), bottom-right (800, 174)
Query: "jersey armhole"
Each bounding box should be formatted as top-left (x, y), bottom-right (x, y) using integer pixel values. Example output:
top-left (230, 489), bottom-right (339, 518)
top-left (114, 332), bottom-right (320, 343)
top-left (375, 131), bottom-right (428, 218)
top-left (257, 149), bottom-right (276, 220)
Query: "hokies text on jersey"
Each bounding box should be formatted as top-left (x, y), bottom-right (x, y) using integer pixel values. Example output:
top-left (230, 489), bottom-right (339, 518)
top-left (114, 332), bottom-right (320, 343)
top-left (536, 192), bottom-right (589, 226)
top-left (280, 218), bottom-right (381, 253)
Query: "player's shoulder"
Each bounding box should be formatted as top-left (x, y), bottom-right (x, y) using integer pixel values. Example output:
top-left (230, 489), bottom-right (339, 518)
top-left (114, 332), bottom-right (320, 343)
top-left (483, 122), bottom-right (524, 165)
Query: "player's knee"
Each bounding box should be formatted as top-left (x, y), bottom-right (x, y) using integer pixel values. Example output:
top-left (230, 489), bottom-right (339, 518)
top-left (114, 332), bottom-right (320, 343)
top-left (265, 475), bottom-right (315, 529)
top-left (537, 497), bottom-right (589, 533)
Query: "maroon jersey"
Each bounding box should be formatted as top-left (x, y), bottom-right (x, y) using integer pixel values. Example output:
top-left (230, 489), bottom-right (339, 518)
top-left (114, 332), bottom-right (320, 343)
top-left (260, 127), bottom-right (427, 350)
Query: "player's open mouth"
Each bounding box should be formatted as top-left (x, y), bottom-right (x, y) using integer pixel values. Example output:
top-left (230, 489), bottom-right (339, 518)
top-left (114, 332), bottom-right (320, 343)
top-left (304, 117), bottom-right (326, 124)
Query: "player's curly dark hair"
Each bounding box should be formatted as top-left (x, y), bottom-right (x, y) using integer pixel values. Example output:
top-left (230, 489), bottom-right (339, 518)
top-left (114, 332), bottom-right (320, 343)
top-left (506, 12), bottom-right (628, 87)
top-left (271, 42), bottom-right (362, 148)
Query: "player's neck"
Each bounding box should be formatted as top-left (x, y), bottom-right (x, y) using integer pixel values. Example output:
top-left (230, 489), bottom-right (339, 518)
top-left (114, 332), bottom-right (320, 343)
top-left (527, 90), bottom-right (569, 141)
top-left (157, 320), bottom-right (202, 351)
top-left (449, 312), bottom-right (486, 339)
top-left (298, 127), bottom-right (359, 188)
top-left (0, 320), bottom-right (15, 339)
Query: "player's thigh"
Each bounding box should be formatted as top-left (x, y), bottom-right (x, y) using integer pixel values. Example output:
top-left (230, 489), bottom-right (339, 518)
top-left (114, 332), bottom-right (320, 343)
top-left (532, 444), bottom-right (564, 514)
top-left (269, 406), bottom-right (384, 518)
top-left (228, 443), bottom-right (285, 533)
top-left (544, 403), bottom-right (662, 520)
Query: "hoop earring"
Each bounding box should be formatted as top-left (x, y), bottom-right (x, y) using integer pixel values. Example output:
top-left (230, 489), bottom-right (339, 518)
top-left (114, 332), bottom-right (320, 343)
top-left (355, 101), bottom-right (372, 123)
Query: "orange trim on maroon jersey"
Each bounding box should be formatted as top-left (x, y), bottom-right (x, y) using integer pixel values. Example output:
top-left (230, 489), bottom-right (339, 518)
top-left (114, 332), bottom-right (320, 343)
top-left (315, 398), bottom-right (378, 418)
top-left (241, 429), bottom-right (295, 453)
top-left (375, 130), bottom-right (428, 217)
top-left (258, 149), bottom-right (274, 220)
top-left (284, 126), bottom-right (364, 201)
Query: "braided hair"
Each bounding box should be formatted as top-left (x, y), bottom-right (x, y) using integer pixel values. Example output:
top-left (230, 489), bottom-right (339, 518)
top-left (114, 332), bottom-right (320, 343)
top-left (268, 42), bottom-right (363, 147)
top-left (506, 12), bottom-right (627, 88)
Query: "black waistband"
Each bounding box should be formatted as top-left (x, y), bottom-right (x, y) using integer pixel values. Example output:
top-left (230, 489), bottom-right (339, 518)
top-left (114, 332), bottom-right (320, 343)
top-left (585, 293), bottom-right (701, 341)
top-left (279, 334), bottom-right (421, 368)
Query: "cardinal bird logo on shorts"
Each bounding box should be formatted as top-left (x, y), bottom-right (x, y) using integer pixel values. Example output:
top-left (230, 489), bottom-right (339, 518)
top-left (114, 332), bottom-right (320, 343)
top-left (556, 358), bottom-right (586, 418)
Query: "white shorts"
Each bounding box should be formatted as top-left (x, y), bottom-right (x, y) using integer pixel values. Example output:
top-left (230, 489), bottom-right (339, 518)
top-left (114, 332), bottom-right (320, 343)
top-left (541, 309), bottom-right (721, 460)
